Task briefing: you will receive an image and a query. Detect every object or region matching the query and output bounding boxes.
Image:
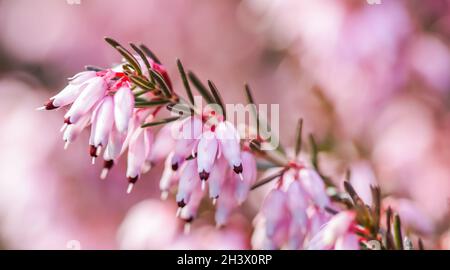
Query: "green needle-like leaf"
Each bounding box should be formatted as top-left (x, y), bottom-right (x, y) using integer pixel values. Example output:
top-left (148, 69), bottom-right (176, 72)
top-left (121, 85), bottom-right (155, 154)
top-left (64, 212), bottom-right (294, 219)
top-left (150, 69), bottom-right (172, 98)
top-left (208, 80), bottom-right (226, 119)
top-left (130, 43), bottom-right (152, 75)
top-left (116, 47), bottom-right (142, 76)
top-left (393, 214), bottom-right (404, 250)
top-left (104, 37), bottom-right (123, 48)
top-left (251, 169), bottom-right (286, 190)
top-left (177, 59), bottom-right (195, 105)
top-left (141, 116), bottom-right (180, 128)
top-left (295, 118), bottom-right (303, 157)
top-left (139, 44), bottom-right (162, 64)
top-left (135, 99), bottom-right (169, 108)
top-left (187, 71), bottom-right (214, 104)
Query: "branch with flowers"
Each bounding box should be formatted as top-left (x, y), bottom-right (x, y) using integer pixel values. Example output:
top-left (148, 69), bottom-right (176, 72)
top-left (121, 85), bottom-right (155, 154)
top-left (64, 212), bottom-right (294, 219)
top-left (38, 37), bottom-right (424, 250)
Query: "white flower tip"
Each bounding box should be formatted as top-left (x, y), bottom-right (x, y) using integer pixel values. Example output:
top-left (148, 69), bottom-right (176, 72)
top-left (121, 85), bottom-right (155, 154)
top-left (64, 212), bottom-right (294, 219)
top-left (64, 141), bottom-right (70, 150)
top-left (212, 198), bottom-right (217, 205)
top-left (96, 146), bottom-right (102, 156)
top-left (238, 173), bottom-right (244, 181)
top-left (126, 182), bottom-right (134, 194)
top-left (91, 157), bottom-right (96, 165)
top-left (176, 207), bottom-right (182, 217)
top-left (60, 123), bottom-right (68, 133)
top-left (201, 181), bottom-right (206, 191)
top-left (160, 191), bottom-right (169, 200)
top-left (184, 223), bottom-right (191, 235)
top-left (100, 168), bottom-right (109, 180)
top-left (36, 106), bottom-right (46, 111)
top-left (142, 162), bottom-right (152, 174)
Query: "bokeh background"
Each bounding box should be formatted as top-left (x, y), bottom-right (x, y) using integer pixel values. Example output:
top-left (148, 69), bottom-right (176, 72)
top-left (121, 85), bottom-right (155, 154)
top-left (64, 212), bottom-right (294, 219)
top-left (0, 0), bottom-right (449, 249)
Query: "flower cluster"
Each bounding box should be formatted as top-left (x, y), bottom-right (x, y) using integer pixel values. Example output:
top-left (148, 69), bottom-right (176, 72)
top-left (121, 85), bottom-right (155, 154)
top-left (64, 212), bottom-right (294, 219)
top-left (38, 38), bottom-right (417, 250)
top-left (38, 38), bottom-right (258, 227)
top-left (38, 57), bottom-right (174, 193)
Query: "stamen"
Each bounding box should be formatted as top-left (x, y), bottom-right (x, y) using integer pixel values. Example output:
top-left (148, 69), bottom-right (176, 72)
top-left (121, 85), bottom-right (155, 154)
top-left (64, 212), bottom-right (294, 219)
top-left (126, 183), bottom-right (134, 194)
top-left (60, 123), bottom-right (68, 133)
top-left (160, 191), bottom-right (169, 200)
top-left (199, 170), bottom-right (210, 181)
top-left (177, 200), bottom-right (186, 208)
top-left (126, 176), bottom-right (138, 193)
top-left (176, 207), bottom-right (182, 217)
top-left (212, 198), bottom-right (217, 205)
top-left (64, 141), bottom-right (70, 150)
top-left (233, 164), bottom-right (243, 174)
top-left (238, 173), bottom-right (244, 181)
top-left (183, 223), bottom-right (191, 234)
top-left (171, 162), bottom-right (179, 171)
top-left (91, 157), bottom-right (96, 165)
top-left (36, 106), bottom-right (46, 111)
top-left (100, 168), bottom-right (109, 180)
top-left (96, 145), bottom-right (102, 156)
top-left (201, 180), bottom-right (206, 191)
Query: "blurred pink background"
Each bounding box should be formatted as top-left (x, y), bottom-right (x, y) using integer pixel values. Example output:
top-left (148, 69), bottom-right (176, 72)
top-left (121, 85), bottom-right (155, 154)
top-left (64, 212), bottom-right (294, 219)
top-left (0, 0), bottom-right (449, 249)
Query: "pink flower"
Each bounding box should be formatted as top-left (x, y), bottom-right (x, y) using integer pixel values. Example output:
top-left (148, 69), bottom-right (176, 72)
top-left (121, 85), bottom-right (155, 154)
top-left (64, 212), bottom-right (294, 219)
top-left (215, 176), bottom-right (238, 227)
top-left (39, 71), bottom-right (96, 110)
top-left (149, 123), bottom-right (177, 165)
top-left (171, 116), bottom-right (202, 170)
top-left (197, 131), bottom-right (219, 183)
top-left (126, 127), bottom-right (153, 193)
top-left (234, 151), bottom-right (257, 204)
top-left (113, 85), bottom-right (134, 134)
top-left (64, 76), bottom-right (107, 125)
top-left (90, 96), bottom-right (114, 152)
top-left (300, 168), bottom-right (330, 209)
top-left (307, 211), bottom-right (356, 250)
top-left (159, 152), bottom-right (179, 200)
top-left (215, 121), bottom-right (243, 176)
top-left (176, 159), bottom-right (200, 208)
top-left (207, 157), bottom-right (227, 201)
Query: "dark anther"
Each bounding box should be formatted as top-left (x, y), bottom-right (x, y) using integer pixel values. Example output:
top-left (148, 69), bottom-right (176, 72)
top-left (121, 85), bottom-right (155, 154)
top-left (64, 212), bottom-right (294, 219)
top-left (171, 162), bottom-right (179, 171)
top-left (233, 164), bottom-right (243, 174)
top-left (128, 176), bottom-right (138, 184)
top-left (199, 170), bottom-right (210, 181)
top-left (89, 145), bottom-right (98, 157)
top-left (103, 160), bottom-right (114, 169)
top-left (177, 200), bottom-right (186, 208)
top-left (45, 99), bottom-right (57, 110)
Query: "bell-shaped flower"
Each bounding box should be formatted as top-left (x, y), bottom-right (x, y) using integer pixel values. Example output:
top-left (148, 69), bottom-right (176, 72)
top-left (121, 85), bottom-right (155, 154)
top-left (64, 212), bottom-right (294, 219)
top-left (196, 131), bottom-right (218, 182)
top-left (261, 189), bottom-right (290, 238)
top-left (215, 178), bottom-right (238, 227)
top-left (234, 151), bottom-right (257, 204)
top-left (171, 117), bottom-right (202, 170)
top-left (215, 121), bottom-right (242, 175)
top-left (286, 180), bottom-right (309, 228)
top-left (334, 233), bottom-right (359, 250)
top-left (180, 184), bottom-right (204, 223)
top-left (308, 211), bottom-right (356, 250)
top-left (149, 123), bottom-right (177, 166)
top-left (159, 152), bottom-right (179, 200)
top-left (300, 168), bottom-right (330, 209)
top-left (176, 159), bottom-right (200, 208)
top-left (101, 125), bottom-right (127, 179)
top-left (62, 113), bottom-right (90, 149)
top-left (126, 127), bottom-right (153, 193)
top-left (114, 85), bottom-right (134, 134)
top-left (91, 96), bottom-right (114, 149)
top-left (40, 71), bottom-right (96, 110)
top-left (64, 76), bottom-right (107, 124)
top-left (208, 157), bottom-right (227, 201)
